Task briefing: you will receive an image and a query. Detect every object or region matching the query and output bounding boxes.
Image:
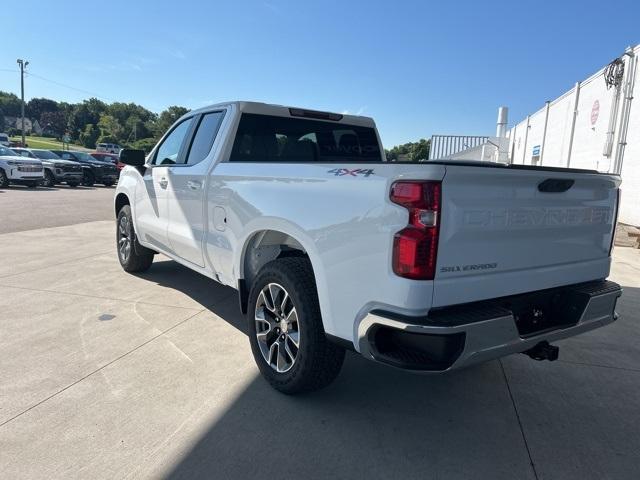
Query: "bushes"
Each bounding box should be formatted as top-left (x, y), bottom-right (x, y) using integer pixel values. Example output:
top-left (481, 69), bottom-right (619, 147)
top-left (130, 138), bottom-right (157, 153)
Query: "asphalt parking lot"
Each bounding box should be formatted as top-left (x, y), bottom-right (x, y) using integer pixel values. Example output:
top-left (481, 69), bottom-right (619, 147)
top-left (1, 188), bottom-right (639, 479)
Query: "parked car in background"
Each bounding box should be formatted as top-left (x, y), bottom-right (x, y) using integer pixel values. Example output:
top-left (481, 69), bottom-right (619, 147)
top-left (96, 143), bottom-right (121, 154)
top-left (91, 152), bottom-right (117, 164)
top-left (12, 148), bottom-right (83, 187)
top-left (0, 133), bottom-right (10, 147)
top-left (50, 150), bottom-right (119, 187)
top-left (0, 145), bottom-right (43, 188)
top-left (92, 152), bottom-right (124, 172)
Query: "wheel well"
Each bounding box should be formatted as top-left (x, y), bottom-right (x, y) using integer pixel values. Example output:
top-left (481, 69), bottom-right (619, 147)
top-left (239, 230), bottom-right (310, 313)
top-left (115, 193), bottom-right (130, 216)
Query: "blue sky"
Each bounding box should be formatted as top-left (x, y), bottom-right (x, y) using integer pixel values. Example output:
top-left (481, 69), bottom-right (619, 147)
top-left (1, 0), bottom-right (639, 147)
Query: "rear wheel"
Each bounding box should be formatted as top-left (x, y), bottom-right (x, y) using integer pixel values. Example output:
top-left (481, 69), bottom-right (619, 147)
top-left (0, 169), bottom-right (8, 188)
top-left (43, 170), bottom-right (55, 187)
top-left (83, 171), bottom-right (95, 187)
top-left (248, 257), bottom-right (345, 394)
top-left (116, 205), bottom-right (154, 272)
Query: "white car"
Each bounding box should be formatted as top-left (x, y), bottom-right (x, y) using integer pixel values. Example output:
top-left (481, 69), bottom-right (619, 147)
top-left (96, 142), bottom-right (121, 154)
top-left (0, 145), bottom-right (44, 188)
top-left (114, 101), bottom-right (622, 394)
top-left (0, 133), bottom-right (10, 147)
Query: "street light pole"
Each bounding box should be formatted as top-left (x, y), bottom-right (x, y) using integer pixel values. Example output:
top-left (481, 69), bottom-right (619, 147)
top-left (16, 58), bottom-right (29, 146)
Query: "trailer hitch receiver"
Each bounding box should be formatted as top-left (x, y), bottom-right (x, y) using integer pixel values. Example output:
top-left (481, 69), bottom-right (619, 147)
top-left (524, 341), bottom-right (559, 362)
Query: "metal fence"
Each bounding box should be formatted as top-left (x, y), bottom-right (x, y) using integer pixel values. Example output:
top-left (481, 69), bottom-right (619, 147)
top-left (428, 135), bottom-right (490, 159)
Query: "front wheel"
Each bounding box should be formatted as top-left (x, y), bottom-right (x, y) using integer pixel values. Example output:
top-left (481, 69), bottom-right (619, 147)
top-left (83, 171), bottom-right (95, 187)
top-left (43, 170), bottom-right (55, 187)
top-left (116, 205), bottom-right (154, 272)
top-left (248, 257), bottom-right (345, 394)
top-left (0, 169), bottom-right (9, 188)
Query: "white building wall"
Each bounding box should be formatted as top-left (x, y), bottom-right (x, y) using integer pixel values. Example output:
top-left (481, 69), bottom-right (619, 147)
top-left (507, 45), bottom-right (640, 226)
top-left (541, 91), bottom-right (574, 168)
top-left (569, 73), bottom-right (616, 172)
top-left (619, 78), bottom-right (640, 225)
top-left (510, 118), bottom-right (530, 165)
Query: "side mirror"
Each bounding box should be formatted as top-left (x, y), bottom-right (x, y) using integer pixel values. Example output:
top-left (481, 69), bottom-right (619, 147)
top-left (119, 149), bottom-right (146, 166)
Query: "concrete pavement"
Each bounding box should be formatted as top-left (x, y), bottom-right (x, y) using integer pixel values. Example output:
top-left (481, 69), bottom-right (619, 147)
top-left (0, 185), bottom-right (114, 234)
top-left (0, 217), bottom-right (639, 479)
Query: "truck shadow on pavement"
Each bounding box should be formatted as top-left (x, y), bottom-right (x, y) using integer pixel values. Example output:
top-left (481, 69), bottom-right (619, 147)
top-left (136, 258), bottom-right (640, 480)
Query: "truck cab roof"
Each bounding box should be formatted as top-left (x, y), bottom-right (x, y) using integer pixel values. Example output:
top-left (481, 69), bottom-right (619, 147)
top-left (187, 101), bottom-right (377, 128)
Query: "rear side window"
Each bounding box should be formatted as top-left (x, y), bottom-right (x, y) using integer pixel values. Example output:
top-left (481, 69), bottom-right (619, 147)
top-left (229, 113), bottom-right (382, 162)
top-left (184, 111), bottom-right (225, 166)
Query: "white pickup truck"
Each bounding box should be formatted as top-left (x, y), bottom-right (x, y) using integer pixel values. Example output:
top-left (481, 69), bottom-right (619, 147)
top-left (114, 101), bottom-right (622, 394)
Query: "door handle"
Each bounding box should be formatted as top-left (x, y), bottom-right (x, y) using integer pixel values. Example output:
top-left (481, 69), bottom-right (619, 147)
top-left (159, 177), bottom-right (168, 189)
top-left (187, 180), bottom-right (201, 190)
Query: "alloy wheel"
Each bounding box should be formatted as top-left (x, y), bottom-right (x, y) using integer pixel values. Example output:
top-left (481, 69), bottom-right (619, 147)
top-left (254, 282), bottom-right (300, 373)
top-left (118, 215), bottom-right (132, 262)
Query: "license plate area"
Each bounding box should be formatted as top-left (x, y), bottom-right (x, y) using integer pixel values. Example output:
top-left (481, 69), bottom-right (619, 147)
top-left (501, 288), bottom-right (590, 337)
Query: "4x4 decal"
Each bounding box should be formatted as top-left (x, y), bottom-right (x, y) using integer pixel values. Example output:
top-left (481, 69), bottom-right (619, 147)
top-left (327, 168), bottom-right (375, 177)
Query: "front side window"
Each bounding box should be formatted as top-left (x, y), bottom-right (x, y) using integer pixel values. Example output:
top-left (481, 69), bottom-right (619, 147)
top-left (229, 113), bottom-right (383, 162)
top-left (184, 111), bottom-right (225, 166)
top-left (153, 118), bottom-right (194, 165)
top-left (73, 152), bottom-right (96, 162)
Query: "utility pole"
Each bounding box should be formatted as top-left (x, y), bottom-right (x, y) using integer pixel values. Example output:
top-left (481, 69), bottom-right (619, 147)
top-left (16, 58), bottom-right (29, 146)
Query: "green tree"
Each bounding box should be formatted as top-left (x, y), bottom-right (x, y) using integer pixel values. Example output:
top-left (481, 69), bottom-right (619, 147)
top-left (155, 106), bottom-right (189, 136)
top-left (385, 139), bottom-right (430, 162)
top-left (409, 138), bottom-right (430, 161)
top-left (107, 102), bottom-right (156, 142)
top-left (26, 97), bottom-right (59, 121)
top-left (131, 137), bottom-right (157, 153)
top-left (69, 98), bottom-right (107, 139)
top-left (0, 91), bottom-right (22, 117)
top-left (98, 114), bottom-right (123, 142)
top-left (40, 111), bottom-right (67, 137)
top-left (79, 123), bottom-right (101, 148)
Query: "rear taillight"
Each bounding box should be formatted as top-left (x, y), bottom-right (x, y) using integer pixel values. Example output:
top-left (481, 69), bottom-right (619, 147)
top-left (390, 181), bottom-right (441, 280)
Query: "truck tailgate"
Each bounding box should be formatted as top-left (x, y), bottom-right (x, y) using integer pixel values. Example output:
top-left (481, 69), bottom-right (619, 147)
top-left (433, 164), bottom-right (620, 307)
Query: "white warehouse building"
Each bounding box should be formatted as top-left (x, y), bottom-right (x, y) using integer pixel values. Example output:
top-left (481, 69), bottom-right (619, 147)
top-left (431, 44), bottom-right (639, 226)
top-left (508, 44), bottom-right (639, 226)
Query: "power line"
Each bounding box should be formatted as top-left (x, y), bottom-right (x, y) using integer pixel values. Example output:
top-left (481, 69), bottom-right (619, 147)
top-left (25, 71), bottom-right (115, 102)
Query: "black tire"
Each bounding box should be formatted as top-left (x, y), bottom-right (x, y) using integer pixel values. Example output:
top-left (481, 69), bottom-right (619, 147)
top-left (116, 205), bottom-right (154, 272)
top-left (247, 257), bottom-right (345, 394)
top-left (43, 170), bottom-right (55, 188)
top-left (83, 171), bottom-right (95, 187)
top-left (67, 182), bottom-right (79, 188)
top-left (0, 169), bottom-right (9, 188)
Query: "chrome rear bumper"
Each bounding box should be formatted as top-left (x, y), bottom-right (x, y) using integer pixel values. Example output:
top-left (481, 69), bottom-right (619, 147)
top-left (357, 280), bottom-right (622, 371)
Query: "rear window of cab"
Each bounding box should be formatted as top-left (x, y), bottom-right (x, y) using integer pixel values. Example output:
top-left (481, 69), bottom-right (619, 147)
top-left (229, 114), bottom-right (383, 162)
